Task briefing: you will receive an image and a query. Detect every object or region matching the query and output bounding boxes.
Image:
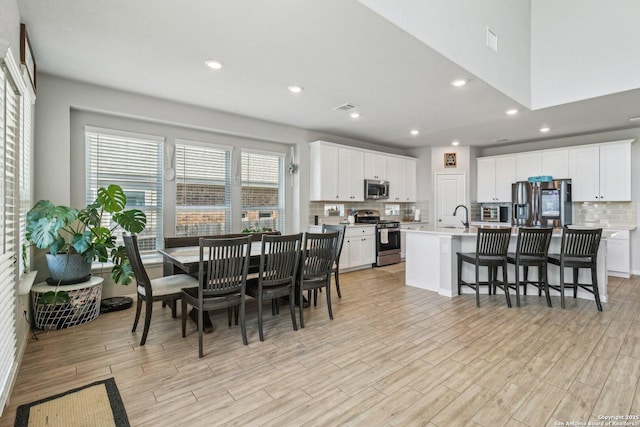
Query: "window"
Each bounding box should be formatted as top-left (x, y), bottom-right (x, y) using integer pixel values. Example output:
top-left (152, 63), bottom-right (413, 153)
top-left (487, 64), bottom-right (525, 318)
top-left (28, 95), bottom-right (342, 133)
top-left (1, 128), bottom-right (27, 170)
top-left (85, 127), bottom-right (163, 251)
top-left (0, 54), bottom-right (32, 414)
top-left (241, 150), bottom-right (285, 232)
top-left (175, 142), bottom-right (231, 236)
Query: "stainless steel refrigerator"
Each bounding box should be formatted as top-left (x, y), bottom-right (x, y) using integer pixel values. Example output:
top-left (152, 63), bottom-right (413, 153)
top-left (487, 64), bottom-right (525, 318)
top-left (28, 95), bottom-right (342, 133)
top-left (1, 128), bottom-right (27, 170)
top-left (511, 179), bottom-right (572, 227)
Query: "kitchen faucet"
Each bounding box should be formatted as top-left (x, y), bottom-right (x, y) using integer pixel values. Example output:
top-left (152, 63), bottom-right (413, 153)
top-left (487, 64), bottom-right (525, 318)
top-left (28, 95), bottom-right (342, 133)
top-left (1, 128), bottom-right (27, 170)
top-left (453, 205), bottom-right (470, 229)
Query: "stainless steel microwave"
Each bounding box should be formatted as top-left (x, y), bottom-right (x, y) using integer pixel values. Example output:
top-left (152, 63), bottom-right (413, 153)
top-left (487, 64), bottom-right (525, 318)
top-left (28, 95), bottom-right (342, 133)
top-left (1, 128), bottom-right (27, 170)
top-left (365, 179), bottom-right (389, 200)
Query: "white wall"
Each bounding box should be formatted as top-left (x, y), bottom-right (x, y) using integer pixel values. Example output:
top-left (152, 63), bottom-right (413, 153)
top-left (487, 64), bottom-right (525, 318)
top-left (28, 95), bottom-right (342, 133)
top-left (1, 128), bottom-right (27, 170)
top-left (0, 0), bottom-right (21, 68)
top-left (358, 0), bottom-right (532, 107)
top-left (531, 0), bottom-right (640, 109)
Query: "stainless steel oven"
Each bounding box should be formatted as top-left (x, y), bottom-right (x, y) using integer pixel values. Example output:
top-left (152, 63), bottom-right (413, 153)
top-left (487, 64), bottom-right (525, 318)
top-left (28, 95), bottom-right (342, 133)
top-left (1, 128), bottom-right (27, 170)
top-left (354, 209), bottom-right (401, 266)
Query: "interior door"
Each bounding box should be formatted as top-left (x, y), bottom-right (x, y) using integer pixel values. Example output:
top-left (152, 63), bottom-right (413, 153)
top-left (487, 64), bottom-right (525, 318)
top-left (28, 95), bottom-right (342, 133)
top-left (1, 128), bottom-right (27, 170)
top-left (435, 173), bottom-right (466, 226)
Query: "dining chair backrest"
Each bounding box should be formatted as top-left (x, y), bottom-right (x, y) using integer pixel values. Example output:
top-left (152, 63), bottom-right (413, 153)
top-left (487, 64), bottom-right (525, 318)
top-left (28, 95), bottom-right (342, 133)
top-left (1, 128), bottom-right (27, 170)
top-left (123, 234), bottom-right (151, 294)
top-left (302, 232), bottom-right (339, 279)
top-left (516, 227), bottom-right (553, 257)
top-left (560, 228), bottom-right (602, 258)
top-left (322, 224), bottom-right (346, 262)
top-left (475, 227), bottom-right (511, 257)
top-left (258, 233), bottom-right (303, 287)
top-left (199, 236), bottom-right (252, 297)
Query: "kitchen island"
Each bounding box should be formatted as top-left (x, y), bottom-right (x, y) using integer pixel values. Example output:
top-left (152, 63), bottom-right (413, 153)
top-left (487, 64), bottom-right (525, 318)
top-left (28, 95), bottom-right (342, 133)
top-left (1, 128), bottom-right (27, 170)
top-left (403, 226), bottom-right (608, 304)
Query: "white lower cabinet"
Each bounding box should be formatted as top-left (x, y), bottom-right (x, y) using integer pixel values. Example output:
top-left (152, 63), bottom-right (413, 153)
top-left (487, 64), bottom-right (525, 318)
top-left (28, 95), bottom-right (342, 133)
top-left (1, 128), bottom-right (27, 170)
top-left (400, 223), bottom-right (429, 259)
top-left (342, 226), bottom-right (376, 270)
top-left (605, 229), bottom-right (630, 278)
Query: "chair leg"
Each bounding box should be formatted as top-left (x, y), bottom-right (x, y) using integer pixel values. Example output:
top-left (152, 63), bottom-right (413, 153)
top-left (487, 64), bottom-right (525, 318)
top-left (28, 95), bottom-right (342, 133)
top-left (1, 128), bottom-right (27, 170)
top-left (289, 285), bottom-right (298, 331)
top-left (132, 295), bottom-right (142, 332)
top-left (140, 298), bottom-right (153, 346)
top-left (560, 263), bottom-right (566, 309)
top-left (240, 298), bottom-right (248, 345)
top-left (198, 302), bottom-right (204, 358)
top-left (181, 297), bottom-right (188, 337)
top-left (502, 264), bottom-right (512, 308)
top-left (170, 299), bottom-right (177, 318)
top-left (258, 293), bottom-right (264, 341)
top-left (592, 264), bottom-right (603, 312)
top-left (573, 268), bottom-right (579, 298)
top-left (228, 307), bottom-right (233, 327)
top-left (475, 264), bottom-right (480, 308)
top-left (457, 256), bottom-right (462, 296)
top-left (326, 282), bottom-right (333, 320)
top-left (543, 265), bottom-right (552, 308)
top-left (523, 266), bottom-right (529, 296)
top-left (299, 283), bottom-right (305, 329)
top-left (514, 264), bottom-right (521, 307)
top-left (335, 270), bottom-right (342, 298)
top-left (313, 289), bottom-right (318, 306)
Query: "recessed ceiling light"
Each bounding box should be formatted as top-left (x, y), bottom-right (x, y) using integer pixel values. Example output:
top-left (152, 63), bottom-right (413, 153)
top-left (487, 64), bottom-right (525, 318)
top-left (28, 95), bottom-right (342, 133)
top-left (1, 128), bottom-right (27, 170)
top-left (451, 140), bottom-right (460, 146)
top-left (205, 59), bottom-right (223, 70)
top-left (539, 126), bottom-right (550, 133)
top-left (451, 79), bottom-right (467, 87)
top-left (506, 108), bottom-right (518, 115)
top-left (629, 116), bottom-right (640, 122)
top-left (410, 129), bottom-right (419, 136)
top-left (350, 112), bottom-right (360, 119)
top-left (287, 85), bottom-right (304, 94)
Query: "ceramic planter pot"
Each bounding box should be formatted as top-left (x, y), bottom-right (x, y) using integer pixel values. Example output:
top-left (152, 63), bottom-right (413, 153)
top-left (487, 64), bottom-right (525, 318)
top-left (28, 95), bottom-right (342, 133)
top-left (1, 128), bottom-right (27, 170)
top-left (45, 253), bottom-right (92, 285)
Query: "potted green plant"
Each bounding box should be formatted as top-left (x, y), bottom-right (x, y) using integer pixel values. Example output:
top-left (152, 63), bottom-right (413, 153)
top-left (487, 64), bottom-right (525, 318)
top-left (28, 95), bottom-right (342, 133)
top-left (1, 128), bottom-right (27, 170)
top-left (26, 184), bottom-right (147, 299)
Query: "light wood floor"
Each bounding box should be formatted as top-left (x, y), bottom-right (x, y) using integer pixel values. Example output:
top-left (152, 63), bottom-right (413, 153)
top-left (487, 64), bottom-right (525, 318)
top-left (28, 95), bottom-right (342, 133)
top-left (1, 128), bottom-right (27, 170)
top-left (2, 265), bottom-right (640, 426)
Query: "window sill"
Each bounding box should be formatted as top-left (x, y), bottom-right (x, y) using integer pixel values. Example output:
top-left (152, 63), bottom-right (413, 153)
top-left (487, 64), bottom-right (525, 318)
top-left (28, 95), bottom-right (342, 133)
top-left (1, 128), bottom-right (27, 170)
top-left (91, 253), bottom-right (164, 273)
top-left (19, 271), bottom-right (38, 296)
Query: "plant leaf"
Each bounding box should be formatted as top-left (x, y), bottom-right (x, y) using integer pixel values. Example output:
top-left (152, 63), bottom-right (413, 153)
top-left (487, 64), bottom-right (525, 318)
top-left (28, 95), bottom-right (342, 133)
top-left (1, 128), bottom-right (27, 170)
top-left (112, 260), bottom-right (134, 285)
top-left (38, 291), bottom-right (71, 305)
top-left (97, 185), bottom-right (126, 213)
top-left (113, 210), bottom-right (147, 233)
top-left (71, 231), bottom-right (92, 254)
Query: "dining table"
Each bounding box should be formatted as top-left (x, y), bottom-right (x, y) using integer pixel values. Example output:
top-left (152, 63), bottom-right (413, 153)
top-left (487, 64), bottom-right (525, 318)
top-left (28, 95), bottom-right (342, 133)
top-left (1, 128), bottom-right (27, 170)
top-left (158, 241), bottom-right (309, 332)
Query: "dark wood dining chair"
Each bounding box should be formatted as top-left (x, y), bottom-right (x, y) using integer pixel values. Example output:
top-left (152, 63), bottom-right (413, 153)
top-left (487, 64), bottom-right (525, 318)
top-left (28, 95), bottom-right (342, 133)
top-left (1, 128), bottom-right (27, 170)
top-left (245, 233), bottom-right (302, 341)
top-left (506, 227), bottom-right (553, 307)
top-left (456, 227), bottom-right (512, 308)
top-left (321, 224), bottom-right (346, 299)
top-left (181, 236), bottom-right (252, 358)
top-left (547, 228), bottom-right (603, 311)
top-left (298, 232), bottom-right (339, 328)
top-left (123, 234), bottom-right (198, 346)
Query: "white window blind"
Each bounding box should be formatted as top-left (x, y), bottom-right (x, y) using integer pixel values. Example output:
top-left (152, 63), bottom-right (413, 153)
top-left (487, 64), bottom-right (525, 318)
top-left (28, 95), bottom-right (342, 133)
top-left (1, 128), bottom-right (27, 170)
top-left (85, 127), bottom-right (163, 251)
top-left (175, 142), bottom-right (231, 236)
top-left (241, 151), bottom-right (285, 232)
top-left (0, 64), bottom-right (18, 413)
top-left (18, 95), bottom-right (30, 275)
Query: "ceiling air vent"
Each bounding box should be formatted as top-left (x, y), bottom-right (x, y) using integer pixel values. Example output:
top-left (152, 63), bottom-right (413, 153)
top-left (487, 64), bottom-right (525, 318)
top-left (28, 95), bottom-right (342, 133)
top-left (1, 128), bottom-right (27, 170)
top-left (333, 103), bottom-right (358, 112)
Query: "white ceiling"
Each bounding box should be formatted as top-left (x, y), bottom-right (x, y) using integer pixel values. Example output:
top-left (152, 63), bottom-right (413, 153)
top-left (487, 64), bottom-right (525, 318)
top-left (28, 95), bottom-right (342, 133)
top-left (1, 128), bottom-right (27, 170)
top-left (16, 0), bottom-right (640, 149)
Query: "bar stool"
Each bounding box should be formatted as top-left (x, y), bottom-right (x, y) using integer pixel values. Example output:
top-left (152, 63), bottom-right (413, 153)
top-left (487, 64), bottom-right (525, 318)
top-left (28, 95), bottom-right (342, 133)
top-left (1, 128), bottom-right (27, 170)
top-left (457, 227), bottom-right (512, 308)
top-left (506, 227), bottom-right (553, 307)
top-left (547, 228), bottom-right (603, 311)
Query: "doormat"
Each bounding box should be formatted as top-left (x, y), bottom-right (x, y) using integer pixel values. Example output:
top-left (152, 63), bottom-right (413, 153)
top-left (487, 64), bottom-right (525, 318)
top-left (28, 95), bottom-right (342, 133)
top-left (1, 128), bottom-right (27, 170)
top-left (14, 377), bottom-right (129, 427)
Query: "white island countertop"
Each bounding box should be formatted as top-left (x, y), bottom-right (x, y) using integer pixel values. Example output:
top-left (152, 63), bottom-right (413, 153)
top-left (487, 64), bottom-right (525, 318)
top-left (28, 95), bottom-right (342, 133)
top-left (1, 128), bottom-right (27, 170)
top-left (403, 226), bottom-right (608, 308)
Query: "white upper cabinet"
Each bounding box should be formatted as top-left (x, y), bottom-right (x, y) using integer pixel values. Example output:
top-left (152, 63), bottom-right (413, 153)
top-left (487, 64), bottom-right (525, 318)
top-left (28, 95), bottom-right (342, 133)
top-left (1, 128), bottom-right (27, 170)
top-left (310, 141), bottom-right (416, 202)
top-left (405, 158), bottom-right (417, 202)
top-left (541, 149), bottom-right (569, 179)
top-left (310, 142), bottom-right (339, 201)
top-left (568, 140), bottom-right (632, 202)
top-left (477, 156), bottom-right (515, 203)
top-left (338, 147), bottom-right (364, 201)
top-left (364, 152), bottom-right (387, 180)
top-left (387, 157), bottom-right (417, 202)
top-left (386, 156), bottom-right (405, 202)
top-left (514, 152), bottom-right (542, 181)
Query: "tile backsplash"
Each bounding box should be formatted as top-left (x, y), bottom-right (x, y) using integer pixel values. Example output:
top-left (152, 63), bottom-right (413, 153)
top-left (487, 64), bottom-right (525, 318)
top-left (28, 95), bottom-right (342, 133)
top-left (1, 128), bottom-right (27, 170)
top-left (573, 201), bottom-right (637, 228)
top-left (308, 200), bottom-right (430, 226)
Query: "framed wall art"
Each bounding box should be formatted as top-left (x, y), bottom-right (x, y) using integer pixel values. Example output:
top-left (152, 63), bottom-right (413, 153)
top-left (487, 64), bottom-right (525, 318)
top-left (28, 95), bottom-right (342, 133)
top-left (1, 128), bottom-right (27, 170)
top-left (444, 152), bottom-right (457, 168)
